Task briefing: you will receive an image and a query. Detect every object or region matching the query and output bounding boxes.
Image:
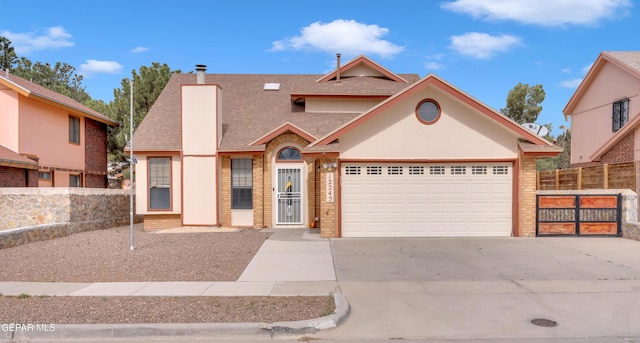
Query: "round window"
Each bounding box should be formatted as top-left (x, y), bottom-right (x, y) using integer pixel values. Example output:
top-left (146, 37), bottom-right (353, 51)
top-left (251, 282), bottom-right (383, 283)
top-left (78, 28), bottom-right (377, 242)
top-left (416, 99), bottom-right (441, 124)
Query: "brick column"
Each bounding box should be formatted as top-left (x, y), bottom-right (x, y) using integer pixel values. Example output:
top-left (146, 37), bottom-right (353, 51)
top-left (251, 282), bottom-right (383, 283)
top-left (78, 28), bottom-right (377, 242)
top-left (518, 153), bottom-right (537, 237)
top-left (220, 156), bottom-right (231, 227)
top-left (252, 155), bottom-right (264, 228)
top-left (319, 157), bottom-right (338, 238)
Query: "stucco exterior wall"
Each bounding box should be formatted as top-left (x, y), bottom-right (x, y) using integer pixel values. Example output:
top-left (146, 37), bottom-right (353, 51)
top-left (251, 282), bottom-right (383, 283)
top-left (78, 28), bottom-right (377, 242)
top-left (571, 62), bottom-right (640, 165)
top-left (0, 90), bottom-right (19, 152)
top-left (19, 96), bottom-right (85, 170)
top-left (181, 85), bottom-right (219, 156)
top-left (339, 86), bottom-right (518, 160)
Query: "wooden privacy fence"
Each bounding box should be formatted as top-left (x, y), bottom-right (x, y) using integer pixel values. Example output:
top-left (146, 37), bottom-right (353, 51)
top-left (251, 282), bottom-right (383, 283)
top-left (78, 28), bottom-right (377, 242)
top-left (537, 162), bottom-right (637, 191)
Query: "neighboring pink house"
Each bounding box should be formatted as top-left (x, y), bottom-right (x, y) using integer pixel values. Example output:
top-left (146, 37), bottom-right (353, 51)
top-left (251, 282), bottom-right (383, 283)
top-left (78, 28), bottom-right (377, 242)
top-left (0, 70), bottom-right (117, 188)
top-left (564, 51), bottom-right (640, 167)
top-left (132, 55), bottom-right (560, 238)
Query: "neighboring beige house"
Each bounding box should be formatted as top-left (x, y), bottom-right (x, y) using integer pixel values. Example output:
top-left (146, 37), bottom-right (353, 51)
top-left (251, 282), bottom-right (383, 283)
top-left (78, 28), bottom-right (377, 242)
top-left (564, 51), bottom-right (640, 167)
top-left (0, 70), bottom-right (117, 188)
top-left (132, 55), bottom-right (560, 238)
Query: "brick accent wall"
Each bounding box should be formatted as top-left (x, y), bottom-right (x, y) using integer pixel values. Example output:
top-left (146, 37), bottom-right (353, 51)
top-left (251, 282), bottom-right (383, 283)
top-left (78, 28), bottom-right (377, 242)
top-left (143, 214), bottom-right (182, 231)
top-left (0, 166), bottom-right (37, 187)
top-left (601, 132), bottom-right (634, 164)
top-left (84, 118), bottom-right (109, 188)
top-left (252, 155), bottom-right (265, 228)
top-left (319, 157), bottom-right (338, 238)
top-left (220, 156), bottom-right (231, 227)
top-left (518, 153), bottom-right (537, 237)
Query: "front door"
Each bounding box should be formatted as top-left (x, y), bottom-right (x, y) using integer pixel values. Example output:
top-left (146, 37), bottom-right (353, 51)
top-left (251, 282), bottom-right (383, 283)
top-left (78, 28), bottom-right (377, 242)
top-left (276, 167), bottom-right (303, 224)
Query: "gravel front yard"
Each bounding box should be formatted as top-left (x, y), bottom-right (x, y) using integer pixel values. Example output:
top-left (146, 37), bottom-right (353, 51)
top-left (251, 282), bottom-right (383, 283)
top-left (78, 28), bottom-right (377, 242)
top-left (0, 225), bottom-right (336, 323)
top-left (0, 224), bottom-right (270, 282)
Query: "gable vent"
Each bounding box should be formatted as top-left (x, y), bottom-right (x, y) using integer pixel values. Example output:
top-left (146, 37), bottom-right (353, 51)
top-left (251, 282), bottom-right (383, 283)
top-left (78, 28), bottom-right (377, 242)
top-left (264, 83), bottom-right (280, 91)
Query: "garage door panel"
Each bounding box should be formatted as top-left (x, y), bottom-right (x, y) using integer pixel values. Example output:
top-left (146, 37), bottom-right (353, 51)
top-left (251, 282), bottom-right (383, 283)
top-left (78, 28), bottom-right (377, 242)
top-left (342, 162), bottom-right (512, 237)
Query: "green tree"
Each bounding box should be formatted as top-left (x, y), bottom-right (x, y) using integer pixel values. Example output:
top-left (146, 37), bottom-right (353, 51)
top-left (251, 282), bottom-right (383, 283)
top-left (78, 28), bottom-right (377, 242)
top-left (107, 62), bottom-right (179, 162)
top-left (12, 57), bottom-right (90, 103)
top-left (0, 36), bottom-right (18, 70)
top-left (556, 126), bottom-right (571, 169)
top-left (500, 83), bottom-right (545, 124)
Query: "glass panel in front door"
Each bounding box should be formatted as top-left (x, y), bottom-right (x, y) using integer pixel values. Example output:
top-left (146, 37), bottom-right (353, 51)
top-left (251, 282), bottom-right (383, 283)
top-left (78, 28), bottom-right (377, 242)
top-left (277, 168), bottom-right (302, 224)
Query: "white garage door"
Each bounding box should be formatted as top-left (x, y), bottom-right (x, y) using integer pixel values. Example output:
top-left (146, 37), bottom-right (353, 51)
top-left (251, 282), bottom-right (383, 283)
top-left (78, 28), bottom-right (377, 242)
top-left (341, 163), bottom-right (512, 237)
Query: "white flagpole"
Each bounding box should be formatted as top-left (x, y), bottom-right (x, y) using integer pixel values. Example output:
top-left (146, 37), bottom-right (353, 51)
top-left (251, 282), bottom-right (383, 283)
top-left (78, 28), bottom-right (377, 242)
top-left (130, 80), bottom-right (134, 251)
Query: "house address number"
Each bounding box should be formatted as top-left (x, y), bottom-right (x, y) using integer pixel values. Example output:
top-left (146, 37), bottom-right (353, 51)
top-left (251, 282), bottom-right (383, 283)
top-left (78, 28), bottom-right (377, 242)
top-left (326, 172), bottom-right (334, 203)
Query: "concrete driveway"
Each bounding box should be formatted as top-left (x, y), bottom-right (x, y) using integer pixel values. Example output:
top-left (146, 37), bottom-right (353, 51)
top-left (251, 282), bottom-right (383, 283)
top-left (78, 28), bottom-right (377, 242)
top-left (316, 237), bottom-right (640, 341)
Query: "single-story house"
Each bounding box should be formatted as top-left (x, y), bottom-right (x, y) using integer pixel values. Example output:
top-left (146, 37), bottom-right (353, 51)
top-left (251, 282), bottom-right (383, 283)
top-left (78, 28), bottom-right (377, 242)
top-left (132, 55), bottom-right (561, 238)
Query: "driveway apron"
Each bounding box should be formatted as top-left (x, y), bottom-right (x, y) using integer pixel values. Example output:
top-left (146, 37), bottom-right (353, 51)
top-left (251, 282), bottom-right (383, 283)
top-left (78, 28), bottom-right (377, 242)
top-left (317, 237), bottom-right (640, 341)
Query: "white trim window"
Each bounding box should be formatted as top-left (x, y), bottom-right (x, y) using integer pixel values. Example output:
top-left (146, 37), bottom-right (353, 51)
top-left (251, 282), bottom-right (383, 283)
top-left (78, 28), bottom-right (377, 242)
top-left (232, 159), bottom-right (253, 209)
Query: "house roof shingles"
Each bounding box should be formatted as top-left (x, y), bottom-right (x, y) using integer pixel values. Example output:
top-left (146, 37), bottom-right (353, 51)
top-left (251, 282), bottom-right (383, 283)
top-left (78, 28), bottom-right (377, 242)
top-left (605, 51), bottom-right (640, 73)
top-left (0, 145), bottom-right (38, 169)
top-left (0, 70), bottom-right (117, 126)
top-left (133, 73), bottom-right (420, 152)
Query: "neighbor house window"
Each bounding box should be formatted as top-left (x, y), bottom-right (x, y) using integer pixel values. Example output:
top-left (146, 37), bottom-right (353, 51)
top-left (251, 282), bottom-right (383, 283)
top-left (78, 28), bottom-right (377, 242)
top-left (69, 174), bottom-right (81, 187)
top-left (148, 157), bottom-right (171, 210)
top-left (39, 172), bottom-right (52, 180)
top-left (612, 98), bottom-right (629, 132)
top-left (69, 116), bottom-right (80, 144)
top-left (232, 159), bottom-right (253, 209)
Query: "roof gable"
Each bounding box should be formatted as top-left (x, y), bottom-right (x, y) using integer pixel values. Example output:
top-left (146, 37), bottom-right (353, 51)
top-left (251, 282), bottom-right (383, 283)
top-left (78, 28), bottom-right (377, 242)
top-left (0, 71), bottom-right (117, 126)
top-left (316, 55), bottom-right (408, 83)
top-left (590, 108), bottom-right (640, 161)
top-left (250, 122), bottom-right (315, 146)
top-left (312, 74), bottom-right (555, 148)
top-left (564, 51), bottom-right (640, 116)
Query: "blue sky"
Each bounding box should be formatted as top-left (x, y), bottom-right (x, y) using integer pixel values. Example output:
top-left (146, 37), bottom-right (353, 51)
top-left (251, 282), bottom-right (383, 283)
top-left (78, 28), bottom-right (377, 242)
top-left (1, 0), bottom-right (636, 136)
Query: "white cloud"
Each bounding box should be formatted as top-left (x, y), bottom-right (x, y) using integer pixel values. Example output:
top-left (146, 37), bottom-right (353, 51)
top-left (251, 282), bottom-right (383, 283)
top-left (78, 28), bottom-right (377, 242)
top-left (441, 0), bottom-right (632, 27)
top-left (1, 26), bottom-right (74, 54)
top-left (561, 67), bottom-right (572, 73)
top-left (561, 78), bottom-right (583, 88)
top-left (79, 60), bottom-right (123, 76)
top-left (130, 46), bottom-right (149, 53)
top-left (448, 32), bottom-right (522, 59)
top-left (270, 19), bottom-right (404, 58)
top-left (425, 61), bottom-right (445, 71)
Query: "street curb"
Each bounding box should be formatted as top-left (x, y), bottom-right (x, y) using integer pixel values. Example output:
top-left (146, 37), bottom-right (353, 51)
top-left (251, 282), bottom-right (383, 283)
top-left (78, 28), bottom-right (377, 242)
top-left (5, 294), bottom-right (350, 341)
top-left (271, 293), bottom-right (351, 335)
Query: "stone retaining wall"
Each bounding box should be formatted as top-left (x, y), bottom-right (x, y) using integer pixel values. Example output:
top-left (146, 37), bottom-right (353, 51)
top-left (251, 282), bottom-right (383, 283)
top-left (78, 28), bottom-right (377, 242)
top-left (537, 189), bottom-right (639, 241)
top-left (0, 188), bottom-right (142, 249)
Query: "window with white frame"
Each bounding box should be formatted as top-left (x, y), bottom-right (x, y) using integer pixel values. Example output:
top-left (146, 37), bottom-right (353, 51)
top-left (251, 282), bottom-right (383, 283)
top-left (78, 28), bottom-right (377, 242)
top-left (149, 157), bottom-right (171, 209)
top-left (231, 159), bottom-right (253, 209)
